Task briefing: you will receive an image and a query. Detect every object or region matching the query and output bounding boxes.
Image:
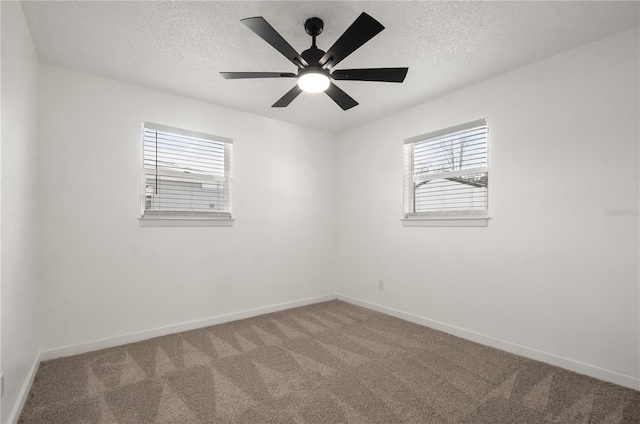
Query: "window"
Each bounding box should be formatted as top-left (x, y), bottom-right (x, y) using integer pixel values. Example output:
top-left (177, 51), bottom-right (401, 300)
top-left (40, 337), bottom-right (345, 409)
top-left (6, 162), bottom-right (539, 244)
top-left (403, 119), bottom-right (488, 226)
top-left (141, 123), bottom-right (233, 225)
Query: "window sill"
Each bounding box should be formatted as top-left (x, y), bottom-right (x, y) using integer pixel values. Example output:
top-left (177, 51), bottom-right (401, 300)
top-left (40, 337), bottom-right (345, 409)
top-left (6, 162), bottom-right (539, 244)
top-left (402, 216), bottom-right (489, 227)
top-left (139, 217), bottom-right (234, 227)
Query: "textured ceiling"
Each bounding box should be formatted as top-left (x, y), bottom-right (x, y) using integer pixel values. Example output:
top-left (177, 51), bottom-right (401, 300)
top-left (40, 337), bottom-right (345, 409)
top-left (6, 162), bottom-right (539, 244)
top-left (21, 1), bottom-right (639, 134)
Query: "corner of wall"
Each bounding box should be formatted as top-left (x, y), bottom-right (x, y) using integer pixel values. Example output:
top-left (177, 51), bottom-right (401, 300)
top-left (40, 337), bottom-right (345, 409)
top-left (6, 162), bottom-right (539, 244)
top-left (1, 1), bottom-right (43, 422)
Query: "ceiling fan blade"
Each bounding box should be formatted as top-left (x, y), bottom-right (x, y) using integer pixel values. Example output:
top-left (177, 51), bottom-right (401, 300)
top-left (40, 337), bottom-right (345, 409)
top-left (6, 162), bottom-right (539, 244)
top-left (319, 13), bottom-right (384, 70)
top-left (331, 67), bottom-right (408, 83)
top-left (220, 72), bottom-right (296, 79)
top-left (325, 82), bottom-right (358, 110)
top-left (241, 17), bottom-right (309, 69)
top-left (272, 85), bottom-right (303, 107)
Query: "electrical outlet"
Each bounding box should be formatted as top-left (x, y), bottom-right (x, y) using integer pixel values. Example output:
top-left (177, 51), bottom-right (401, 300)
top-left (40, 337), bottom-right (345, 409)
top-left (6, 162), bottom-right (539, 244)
top-left (1, 372), bottom-right (4, 398)
top-left (378, 280), bottom-right (384, 290)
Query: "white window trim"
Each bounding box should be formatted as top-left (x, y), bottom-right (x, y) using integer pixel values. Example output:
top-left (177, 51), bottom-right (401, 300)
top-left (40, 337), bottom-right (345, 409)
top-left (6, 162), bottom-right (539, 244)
top-left (139, 217), bottom-right (234, 227)
top-left (402, 216), bottom-right (489, 227)
top-left (403, 118), bottom-right (489, 227)
top-left (139, 122), bottom-right (234, 227)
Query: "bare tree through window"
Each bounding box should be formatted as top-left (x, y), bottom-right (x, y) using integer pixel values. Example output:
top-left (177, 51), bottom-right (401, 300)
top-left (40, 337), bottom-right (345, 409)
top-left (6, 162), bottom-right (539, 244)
top-left (404, 120), bottom-right (488, 216)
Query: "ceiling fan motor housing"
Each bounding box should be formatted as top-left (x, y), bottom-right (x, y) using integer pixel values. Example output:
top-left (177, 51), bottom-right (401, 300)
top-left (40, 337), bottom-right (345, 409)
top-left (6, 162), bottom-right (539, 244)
top-left (298, 65), bottom-right (329, 79)
top-left (301, 46), bottom-right (326, 68)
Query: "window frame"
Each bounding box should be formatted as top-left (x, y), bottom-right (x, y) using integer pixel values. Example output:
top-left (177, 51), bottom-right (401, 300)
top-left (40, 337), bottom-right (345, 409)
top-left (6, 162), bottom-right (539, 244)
top-left (139, 122), bottom-right (234, 227)
top-left (402, 119), bottom-right (489, 227)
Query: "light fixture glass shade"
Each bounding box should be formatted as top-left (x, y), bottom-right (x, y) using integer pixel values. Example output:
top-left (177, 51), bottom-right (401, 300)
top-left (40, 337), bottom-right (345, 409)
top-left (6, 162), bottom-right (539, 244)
top-left (298, 72), bottom-right (330, 93)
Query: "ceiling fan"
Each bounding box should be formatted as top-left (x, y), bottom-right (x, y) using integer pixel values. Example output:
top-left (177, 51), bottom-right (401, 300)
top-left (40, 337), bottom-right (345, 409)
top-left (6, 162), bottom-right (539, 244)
top-left (220, 12), bottom-right (408, 111)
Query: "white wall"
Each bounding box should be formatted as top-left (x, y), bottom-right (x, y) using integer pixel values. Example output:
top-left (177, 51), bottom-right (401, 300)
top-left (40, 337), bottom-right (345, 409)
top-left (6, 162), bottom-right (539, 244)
top-left (336, 28), bottom-right (640, 387)
top-left (1, 2), bottom-right (41, 422)
top-left (38, 65), bottom-right (337, 351)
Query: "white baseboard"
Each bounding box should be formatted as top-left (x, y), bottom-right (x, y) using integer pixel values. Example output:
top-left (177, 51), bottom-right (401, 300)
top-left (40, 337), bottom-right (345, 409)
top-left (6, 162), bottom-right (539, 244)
top-left (40, 294), bottom-right (336, 361)
top-left (7, 353), bottom-right (40, 424)
top-left (337, 294), bottom-right (640, 391)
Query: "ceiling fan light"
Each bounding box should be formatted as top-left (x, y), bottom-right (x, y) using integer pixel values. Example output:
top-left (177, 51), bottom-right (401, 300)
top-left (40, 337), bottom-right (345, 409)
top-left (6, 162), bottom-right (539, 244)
top-left (298, 72), bottom-right (330, 93)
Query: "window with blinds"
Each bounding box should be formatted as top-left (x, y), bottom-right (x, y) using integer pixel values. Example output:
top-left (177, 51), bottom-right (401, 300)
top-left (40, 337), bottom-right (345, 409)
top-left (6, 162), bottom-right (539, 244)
top-left (404, 119), bottom-right (488, 218)
top-left (141, 123), bottom-right (233, 220)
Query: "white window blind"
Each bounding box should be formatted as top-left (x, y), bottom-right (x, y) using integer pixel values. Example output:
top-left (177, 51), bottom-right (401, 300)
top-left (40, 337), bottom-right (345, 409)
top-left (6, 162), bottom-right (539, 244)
top-left (404, 119), bottom-right (488, 218)
top-left (142, 123), bottom-right (233, 219)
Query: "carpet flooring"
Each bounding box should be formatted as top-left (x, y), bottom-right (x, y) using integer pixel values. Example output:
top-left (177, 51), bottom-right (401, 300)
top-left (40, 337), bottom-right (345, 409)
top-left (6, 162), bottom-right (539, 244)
top-left (18, 300), bottom-right (640, 423)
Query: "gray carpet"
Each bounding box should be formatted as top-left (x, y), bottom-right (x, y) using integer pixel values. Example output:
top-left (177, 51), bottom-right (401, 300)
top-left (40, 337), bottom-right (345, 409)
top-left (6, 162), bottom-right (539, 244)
top-left (18, 300), bottom-right (640, 423)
